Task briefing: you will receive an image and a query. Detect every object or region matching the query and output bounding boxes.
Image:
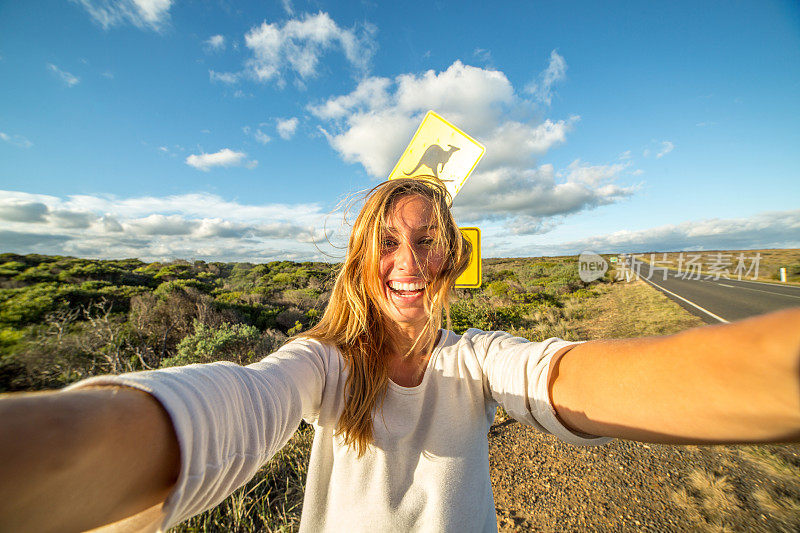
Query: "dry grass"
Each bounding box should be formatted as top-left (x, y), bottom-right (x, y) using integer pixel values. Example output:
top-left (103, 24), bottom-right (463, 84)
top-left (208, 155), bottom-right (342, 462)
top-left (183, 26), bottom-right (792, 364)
top-left (739, 446), bottom-right (800, 480)
top-left (753, 487), bottom-right (800, 522)
top-left (508, 299), bottom-right (589, 342)
top-left (670, 486), bottom-right (705, 523)
top-left (736, 446), bottom-right (800, 530)
top-left (669, 456), bottom-right (751, 531)
top-left (687, 469), bottom-right (739, 516)
top-left (574, 277), bottom-right (705, 339)
top-left (169, 423), bottom-right (313, 532)
top-left (503, 272), bottom-right (706, 344)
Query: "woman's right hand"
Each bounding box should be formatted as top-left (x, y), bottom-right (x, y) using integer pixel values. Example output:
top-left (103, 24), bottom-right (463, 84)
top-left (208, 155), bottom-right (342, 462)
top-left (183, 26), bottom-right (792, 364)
top-left (0, 386), bottom-right (180, 533)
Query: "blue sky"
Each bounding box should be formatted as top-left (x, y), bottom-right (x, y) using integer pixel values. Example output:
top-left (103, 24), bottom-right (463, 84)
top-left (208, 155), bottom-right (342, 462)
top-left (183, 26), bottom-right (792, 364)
top-left (1, 0), bottom-right (798, 262)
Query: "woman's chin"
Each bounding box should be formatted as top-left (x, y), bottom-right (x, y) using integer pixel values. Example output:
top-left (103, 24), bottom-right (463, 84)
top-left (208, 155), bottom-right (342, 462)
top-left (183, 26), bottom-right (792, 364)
top-left (383, 298), bottom-right (426, 325)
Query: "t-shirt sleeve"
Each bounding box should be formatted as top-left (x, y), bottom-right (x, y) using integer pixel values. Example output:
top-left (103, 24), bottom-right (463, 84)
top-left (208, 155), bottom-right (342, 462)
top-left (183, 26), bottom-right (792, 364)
top-left (64, 337), bottom-right (329, 530)
top-left (474, 329), bottom-right (611, 447)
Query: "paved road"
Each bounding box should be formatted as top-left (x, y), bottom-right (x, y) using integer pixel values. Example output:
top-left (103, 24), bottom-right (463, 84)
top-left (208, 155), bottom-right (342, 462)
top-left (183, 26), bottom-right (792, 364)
top-left (622, 261), bottom-right (800, 324)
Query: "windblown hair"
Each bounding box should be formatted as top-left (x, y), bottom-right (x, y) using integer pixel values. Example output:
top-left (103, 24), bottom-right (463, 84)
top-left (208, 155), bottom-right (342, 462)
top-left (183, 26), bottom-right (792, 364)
top-left (302, 177), bottom-right (471, 456)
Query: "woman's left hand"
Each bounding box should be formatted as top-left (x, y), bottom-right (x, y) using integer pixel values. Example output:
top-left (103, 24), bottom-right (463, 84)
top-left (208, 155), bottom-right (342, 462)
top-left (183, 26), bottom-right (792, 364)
top-left (548, 307), bottom-right (800, 444)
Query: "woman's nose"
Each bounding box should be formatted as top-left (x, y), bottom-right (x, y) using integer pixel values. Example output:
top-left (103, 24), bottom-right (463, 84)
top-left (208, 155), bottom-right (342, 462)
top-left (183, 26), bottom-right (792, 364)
top-left (395, 240), bottom-right (420, 272)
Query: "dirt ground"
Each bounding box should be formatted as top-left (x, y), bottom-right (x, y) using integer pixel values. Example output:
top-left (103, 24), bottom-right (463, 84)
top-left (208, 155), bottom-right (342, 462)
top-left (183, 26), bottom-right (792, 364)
top-left (489, 281), bottom-right (800, 532)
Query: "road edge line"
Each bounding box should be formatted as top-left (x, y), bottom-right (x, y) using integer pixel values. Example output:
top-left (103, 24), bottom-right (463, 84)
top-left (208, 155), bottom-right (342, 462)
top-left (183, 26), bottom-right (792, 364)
top-left (637, 275), bottom-right (730, 324)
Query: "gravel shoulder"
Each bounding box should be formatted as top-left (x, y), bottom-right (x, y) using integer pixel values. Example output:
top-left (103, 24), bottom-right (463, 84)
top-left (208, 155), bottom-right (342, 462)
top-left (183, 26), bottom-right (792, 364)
top-left (489, 280), bottom-right (800, 532)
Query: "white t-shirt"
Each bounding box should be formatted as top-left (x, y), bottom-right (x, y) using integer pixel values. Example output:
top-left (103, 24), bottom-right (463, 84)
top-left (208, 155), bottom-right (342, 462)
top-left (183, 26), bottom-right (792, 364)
top-left (69, 329), bottom-right (611, 532)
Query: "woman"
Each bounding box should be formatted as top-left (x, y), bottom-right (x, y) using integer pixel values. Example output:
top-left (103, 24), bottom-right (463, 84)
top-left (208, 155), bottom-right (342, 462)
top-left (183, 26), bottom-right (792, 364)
top-left (1, 178), bottom-right (799, 532)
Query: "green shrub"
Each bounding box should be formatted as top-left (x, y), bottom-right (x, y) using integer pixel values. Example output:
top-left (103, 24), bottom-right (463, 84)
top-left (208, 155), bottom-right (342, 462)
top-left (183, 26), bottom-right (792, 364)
top-left (271, 272), bottom-right (294, 286)
top-left (448, 300), bottom-right (529, 334)
top-left (154, 279), bottom-right (212, 298)
top-left (164, 321), bottom-right (279, 367)
top-left (288, 320), bottom-right (304, 336)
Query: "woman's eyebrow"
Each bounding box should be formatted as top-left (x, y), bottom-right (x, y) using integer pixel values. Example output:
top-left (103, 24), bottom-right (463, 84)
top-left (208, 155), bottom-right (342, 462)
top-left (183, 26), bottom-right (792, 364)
top-left (384, 224), bottom-right (438, 232)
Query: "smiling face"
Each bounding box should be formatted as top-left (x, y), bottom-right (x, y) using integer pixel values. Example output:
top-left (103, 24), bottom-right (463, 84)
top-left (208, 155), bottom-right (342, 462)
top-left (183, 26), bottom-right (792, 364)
top-left (378, 194), bottom-right (445, 332)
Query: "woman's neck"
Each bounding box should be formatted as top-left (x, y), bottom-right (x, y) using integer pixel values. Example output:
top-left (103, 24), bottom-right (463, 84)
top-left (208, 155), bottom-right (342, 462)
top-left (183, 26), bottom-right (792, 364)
top-left (385, 322), bottom-right (440, 387)
top-left (386, 320), bottom-right (435, 357)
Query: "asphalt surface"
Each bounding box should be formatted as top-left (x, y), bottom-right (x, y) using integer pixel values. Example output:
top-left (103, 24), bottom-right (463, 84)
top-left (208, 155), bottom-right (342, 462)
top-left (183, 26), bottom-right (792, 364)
top-left (621, 261), bottom-right (800, 324)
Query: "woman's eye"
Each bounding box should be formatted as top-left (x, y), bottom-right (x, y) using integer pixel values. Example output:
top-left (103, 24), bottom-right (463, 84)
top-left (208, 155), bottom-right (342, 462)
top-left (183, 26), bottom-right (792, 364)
top-left (381, 239), bottom-right (398, 248)
top-left (418, 237), bottom-right (434, 247)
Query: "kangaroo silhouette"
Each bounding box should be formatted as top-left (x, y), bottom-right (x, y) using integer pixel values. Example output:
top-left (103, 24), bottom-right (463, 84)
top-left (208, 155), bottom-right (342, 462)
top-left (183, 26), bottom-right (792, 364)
top-left (404, 144), bottom-right (460, 180)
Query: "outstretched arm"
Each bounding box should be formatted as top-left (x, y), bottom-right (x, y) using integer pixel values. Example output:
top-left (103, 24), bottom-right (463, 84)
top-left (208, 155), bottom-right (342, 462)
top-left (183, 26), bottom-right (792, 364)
top-left (0, 386), bottom-right (180, 533)
top-left (549, 307), bottom-right (800, 444)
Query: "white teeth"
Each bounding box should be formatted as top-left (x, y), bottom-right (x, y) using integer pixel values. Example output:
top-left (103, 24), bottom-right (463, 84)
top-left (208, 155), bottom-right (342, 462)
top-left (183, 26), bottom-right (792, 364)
top-left (388, 281), bottom-right (426, 291)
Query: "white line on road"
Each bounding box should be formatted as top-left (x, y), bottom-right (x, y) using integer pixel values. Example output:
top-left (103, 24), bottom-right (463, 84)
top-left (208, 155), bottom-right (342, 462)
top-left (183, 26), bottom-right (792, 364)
top-left (724, 277), bottom-right (800, 290)
top-left (638, 276), bottom-right (730, 324)
top-left (718, 284), bottom-right (800, 300)
top-left (666, 273), bottom-right (800, 298)
top-left (668, 272), bottom-right (800, 291)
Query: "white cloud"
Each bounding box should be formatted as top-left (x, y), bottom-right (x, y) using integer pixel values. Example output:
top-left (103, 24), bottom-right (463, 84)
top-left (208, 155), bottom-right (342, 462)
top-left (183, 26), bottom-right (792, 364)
top-left (310, 58), bottom-right (634, 232)
top-left (243, 125), bottom-right (271, 144)
top-left (320, 110), bottom-right (418, 178)
top-left (479, 117), bottom-right (578, 170)
top-left (243, 12), bottom-right (377, 84)
top-left (49, 210), bottom-right (97, 229)
top-left (205, 34), bottom-right (225, 52)
top-left (0, 131), bottom-right (33, 148)
top-left (503, 209), bottom-right (800, 257)
top-left (101, 216), bottom-right (123, 232)
top-left (71, 0), bottom-right (173, 31)
top-left (312, 60), bottom-right (569, 171)
top-left (126, 214), bottom-right (196, 235)
top-left (276, 117), bottom-right (299, 140)
top-left (525, 50), bottom-right (567, 106)
top-left (504, 215), bottom-right (559, 236)
top-left (312, 61), bottom-right (517, 177)
top-left (209, 70), bottom-right (239, 84)
top-left (47, 63), bottom-right (80, 87)
top-left (6, 187), bottom-right (795, 264)
top-left (0, 200), bottom-right (49, 222)
top-left (393, 62), bottom-right (514, 129)
top-left (473, 48), bottom-right (492, 63)
top-left (453, 160), bottom-right (636, 223)
top-left (0, 189), bottom-right (336, 262)
top-left (281, 0), bottom-right (294, 15)
top-left (656, 141), bottom-right (674, 158)
top-left (185, 148), bottom-right (256, 171)
top-left (308, 76), bottom-right (392, 120)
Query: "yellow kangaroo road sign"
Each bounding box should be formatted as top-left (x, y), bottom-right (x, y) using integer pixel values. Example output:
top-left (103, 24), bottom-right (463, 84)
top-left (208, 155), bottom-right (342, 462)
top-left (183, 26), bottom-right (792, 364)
top-left (455, 227), bottom-right (481, 288)
top-left (388, 110), bottom-right (485, 202)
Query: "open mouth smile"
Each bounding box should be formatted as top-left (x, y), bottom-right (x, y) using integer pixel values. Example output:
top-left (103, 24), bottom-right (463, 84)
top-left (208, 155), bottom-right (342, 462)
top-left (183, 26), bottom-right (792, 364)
top-left (387, 280), bottom-right (426, 300)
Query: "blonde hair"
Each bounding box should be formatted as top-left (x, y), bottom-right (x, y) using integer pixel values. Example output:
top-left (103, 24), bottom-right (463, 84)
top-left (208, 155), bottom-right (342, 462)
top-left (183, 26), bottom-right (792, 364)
top-left (303, 177), bottom-right (471, 456)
